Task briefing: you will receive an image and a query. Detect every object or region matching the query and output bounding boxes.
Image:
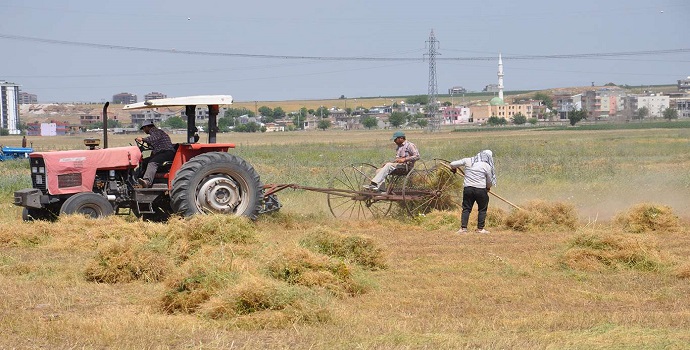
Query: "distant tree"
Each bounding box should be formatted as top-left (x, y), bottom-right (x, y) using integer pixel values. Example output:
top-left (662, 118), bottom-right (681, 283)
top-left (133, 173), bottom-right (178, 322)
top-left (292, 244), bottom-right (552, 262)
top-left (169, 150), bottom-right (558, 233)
top-left (162, 116), bottom-right (186, 129)
top-left (317, 119), bottom-right (331, 130)
top-left (604, 82), bottom-right (617, 86)
top-left (388, 111), bottom-right (408, 127)
top-left (291, 111), bottom-right (306, 130)
top-left (416, 118), bottom-right (428, 128)
top-left (528, 117), bottom-right (538, 125)
top-left (568, 109), bottom-right (587, 126)
top-left (345, 107), bottom-right (352, 115)
top-left (339, 95), bottom-right (346, 99)
top-left (405, 95), bottom-right (428, 105)
top-left (512, 113), bottom-right (527, 125)
top-left (307, 109), bottom-right (315, 115)
top-left (663, 108), bottom-right (678, 121)
top-left (234, 122), bottom-right (261, 133)
top-left (533, 92), bottom-right (553, 109)
top-left (442, 101), bottom-right (452, 107)
top-left (487, 116), bottom-right (502, 126)
top-left (224, 108), bottom-right (254, 119)
top-left (315, 106), bottom-right (330, 118)
top-left (218, 116), bottom-right (233, 132)
top-left (362, 116), bottom-right (378, 129)
top-left (258, 106), bottom-right (273, 118)
top-left (634, 106), bottom-right (649, 121)
top-left (90, 120), bottom-right (123, 129)
top-left (272, 107), bottom-right (285, 119)
top-left (0, 128), bottom-right (9, 136)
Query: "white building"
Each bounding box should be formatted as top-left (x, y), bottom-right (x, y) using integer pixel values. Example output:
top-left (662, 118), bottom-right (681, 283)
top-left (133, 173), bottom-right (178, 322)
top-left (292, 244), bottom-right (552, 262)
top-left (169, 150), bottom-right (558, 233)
top-left (0, 81), bottom-right (22, 135)
top-left (634, 95), bottom-right (670, 118)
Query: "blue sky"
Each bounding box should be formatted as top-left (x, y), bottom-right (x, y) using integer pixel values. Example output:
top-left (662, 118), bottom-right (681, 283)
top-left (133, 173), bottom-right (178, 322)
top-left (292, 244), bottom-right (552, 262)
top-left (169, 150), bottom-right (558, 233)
top-left (0, 0), bottom-right (688, 103)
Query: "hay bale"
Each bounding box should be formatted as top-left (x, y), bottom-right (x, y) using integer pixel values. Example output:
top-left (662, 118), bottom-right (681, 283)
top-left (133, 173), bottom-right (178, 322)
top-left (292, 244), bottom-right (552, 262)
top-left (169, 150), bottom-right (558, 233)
top-left (504, 200), bottom-right (578, 232)
top-left (560, 233), bottom-right (668, 272)
top-left (614, 203), bottom-right (681, 233)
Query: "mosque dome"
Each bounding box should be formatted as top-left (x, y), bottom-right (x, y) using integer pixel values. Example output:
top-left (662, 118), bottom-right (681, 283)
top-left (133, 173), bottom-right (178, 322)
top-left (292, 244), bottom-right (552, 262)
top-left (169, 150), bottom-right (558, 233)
top-left (489, 96), bottom-right (505, 106)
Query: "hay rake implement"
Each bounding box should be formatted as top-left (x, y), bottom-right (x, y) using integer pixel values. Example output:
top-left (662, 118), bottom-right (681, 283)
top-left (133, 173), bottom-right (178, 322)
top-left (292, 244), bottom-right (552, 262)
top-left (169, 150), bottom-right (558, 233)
top-left (262, 159), bottom-right (464, 219)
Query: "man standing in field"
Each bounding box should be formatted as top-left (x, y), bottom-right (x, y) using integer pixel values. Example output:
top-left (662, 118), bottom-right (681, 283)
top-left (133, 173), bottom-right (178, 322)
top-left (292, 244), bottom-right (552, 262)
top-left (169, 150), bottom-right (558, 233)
top-left (449, 150), bottom-right (496, 234)
top-left (135, 122), bottom-right (175, 188)
top-left (364, 131), bottom-right (420, 191)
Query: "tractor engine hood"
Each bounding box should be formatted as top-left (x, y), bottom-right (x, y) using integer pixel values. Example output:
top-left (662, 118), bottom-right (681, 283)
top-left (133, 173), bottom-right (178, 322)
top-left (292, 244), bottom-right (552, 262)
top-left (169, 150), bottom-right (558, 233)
top-left (33, 146), bottom-right (142, 195)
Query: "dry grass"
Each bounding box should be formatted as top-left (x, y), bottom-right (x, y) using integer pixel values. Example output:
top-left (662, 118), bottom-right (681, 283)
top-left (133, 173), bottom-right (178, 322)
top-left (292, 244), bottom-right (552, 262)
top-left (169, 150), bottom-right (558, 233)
top-left (614, 203), bottom-right (682, 233)
top-left (560, 233), bottom-right (670, 272)
top-left (504, 200), bottom-right (578, 232)
top-left (3, 127), bottom-right (690, 348)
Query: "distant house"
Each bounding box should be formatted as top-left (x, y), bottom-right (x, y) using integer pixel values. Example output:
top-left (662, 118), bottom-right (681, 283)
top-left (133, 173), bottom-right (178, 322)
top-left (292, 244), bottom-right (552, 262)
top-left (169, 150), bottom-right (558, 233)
top-left (678, 77), bottom-right (690, 91)
top-left (18, 91), bottom-right (38, 104)
top-left (448, 86), bottom-right (466, 94)
top-left (26, 120), bottom-right (71, 136)
top-left (264, 122), bottom-right (285, 132)
top-left (80, 115), bottom-right (101, 126)
top-left (442, 106), bottom-right (471, 125)
top-left (144, 92), bottom-right (167, 101)
top-left (113, 92), bottom-right (137, 104)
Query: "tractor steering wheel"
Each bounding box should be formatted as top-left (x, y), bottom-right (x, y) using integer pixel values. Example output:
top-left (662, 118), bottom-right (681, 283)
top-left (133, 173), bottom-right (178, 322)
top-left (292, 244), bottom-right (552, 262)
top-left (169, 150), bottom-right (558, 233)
top-left (135, 138), bottom-right (153, 152)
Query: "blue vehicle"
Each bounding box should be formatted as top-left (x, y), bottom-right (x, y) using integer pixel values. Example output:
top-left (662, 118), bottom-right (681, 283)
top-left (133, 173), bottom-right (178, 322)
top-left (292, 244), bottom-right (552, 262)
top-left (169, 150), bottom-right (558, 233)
top-left (0, 146), bottom-right (33, 161)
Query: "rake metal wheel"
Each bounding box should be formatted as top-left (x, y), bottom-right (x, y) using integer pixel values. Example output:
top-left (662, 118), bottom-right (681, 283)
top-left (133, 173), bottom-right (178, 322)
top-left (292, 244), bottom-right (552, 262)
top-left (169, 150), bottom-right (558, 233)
top-left (401, 160), bottom-right (463, 217)
top-left (327, 163), bottom-right (393, 219)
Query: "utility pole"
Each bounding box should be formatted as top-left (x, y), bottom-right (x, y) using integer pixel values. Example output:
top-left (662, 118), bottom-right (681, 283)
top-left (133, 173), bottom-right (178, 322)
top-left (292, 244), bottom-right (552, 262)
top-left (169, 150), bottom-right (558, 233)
top-left (425, 29), bottom-right (440, 132)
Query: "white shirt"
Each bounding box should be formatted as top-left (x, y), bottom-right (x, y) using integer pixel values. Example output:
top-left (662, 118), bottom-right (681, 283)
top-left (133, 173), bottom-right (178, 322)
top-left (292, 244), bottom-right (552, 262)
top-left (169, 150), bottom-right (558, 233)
top-left (450, 158), bottom-right (494, 189)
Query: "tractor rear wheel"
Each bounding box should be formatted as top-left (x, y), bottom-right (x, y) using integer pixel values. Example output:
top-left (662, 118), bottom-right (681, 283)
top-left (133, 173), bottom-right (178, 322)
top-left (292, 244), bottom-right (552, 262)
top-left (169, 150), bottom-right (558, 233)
top-left (59, 192), bottom-right (114, 218)
top-left (170, 152), bottom-right (262, 219)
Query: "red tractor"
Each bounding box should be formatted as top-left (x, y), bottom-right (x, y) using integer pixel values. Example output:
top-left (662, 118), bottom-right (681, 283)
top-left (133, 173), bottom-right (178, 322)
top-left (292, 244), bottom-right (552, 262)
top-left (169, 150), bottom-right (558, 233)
top-left (13, 95), bottom-right (277, 222)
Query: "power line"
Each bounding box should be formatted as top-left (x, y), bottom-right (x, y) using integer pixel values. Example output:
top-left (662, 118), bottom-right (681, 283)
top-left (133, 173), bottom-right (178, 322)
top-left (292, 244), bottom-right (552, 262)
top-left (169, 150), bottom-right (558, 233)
top-left (1, 33), bottom-right (688, 62)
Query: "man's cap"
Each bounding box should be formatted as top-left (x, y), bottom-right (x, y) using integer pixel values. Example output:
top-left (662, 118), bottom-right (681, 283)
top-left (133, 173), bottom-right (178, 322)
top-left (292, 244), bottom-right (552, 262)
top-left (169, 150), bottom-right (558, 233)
top-left (391, 131), bottom-right (405, 140)
top-left (140, 122), bottom-right (155, 130)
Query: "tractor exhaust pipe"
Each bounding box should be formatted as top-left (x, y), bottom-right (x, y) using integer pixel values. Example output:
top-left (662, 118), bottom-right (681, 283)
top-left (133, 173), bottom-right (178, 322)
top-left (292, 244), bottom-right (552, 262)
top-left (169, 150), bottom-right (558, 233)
top-left (102, 102), bottom-right (109, 149)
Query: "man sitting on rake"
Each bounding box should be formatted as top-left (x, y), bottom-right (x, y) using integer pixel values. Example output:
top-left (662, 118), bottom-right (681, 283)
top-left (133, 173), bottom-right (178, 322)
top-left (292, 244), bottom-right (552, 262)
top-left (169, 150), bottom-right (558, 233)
top-left (363, 131), bottom-right (420, 192)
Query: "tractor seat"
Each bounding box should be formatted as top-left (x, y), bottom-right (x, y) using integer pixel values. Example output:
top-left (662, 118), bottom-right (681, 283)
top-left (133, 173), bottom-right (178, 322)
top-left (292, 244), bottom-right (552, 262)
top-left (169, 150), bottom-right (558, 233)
top-left (154, 144), bottom-right (179, 173)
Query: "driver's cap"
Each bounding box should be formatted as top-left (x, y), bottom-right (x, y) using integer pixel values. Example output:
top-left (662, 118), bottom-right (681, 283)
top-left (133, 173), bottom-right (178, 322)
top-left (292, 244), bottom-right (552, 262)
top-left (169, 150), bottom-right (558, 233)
top-left (140, 122), bottom-right (155, 130)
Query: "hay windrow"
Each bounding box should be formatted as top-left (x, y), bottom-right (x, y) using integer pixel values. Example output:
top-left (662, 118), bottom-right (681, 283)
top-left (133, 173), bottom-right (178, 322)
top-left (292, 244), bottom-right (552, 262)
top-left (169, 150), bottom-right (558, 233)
top-left (614, 203), bottom-right (681, 233)
top-left (560, 233), bottom-right (669, 272)
top-left (84, 236), bottom-right (173, 283)
top-left (299, 226), bottom-right (387, 270)
top-left (264, 247), bottom-right (366, 296)
top-left (158, 246), bottom-right (241, 314)
top-left (504, 200), bottom-right (578, 232)
top-left (166, 214), bottom-right (257, 244)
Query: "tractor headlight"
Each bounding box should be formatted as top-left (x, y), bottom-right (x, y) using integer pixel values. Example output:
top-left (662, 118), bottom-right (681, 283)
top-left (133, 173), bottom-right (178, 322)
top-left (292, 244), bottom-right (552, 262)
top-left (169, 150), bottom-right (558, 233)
top-left (39, 167), bottom-right (45, 173)
top-left (35, 175), bottom-right (43, 185)
top-left (31, 167), bottom-right (37, 173)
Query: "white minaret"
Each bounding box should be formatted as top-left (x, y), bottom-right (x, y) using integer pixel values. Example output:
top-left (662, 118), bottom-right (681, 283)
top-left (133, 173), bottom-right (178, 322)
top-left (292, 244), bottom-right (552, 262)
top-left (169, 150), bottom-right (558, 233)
top-left (497, 52), bottom-right (504, 101)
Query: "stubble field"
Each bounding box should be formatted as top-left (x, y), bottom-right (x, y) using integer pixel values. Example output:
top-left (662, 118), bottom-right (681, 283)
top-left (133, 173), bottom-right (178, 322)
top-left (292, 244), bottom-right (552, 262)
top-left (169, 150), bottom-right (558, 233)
top-left (1, 123), bottom-right (689, 349)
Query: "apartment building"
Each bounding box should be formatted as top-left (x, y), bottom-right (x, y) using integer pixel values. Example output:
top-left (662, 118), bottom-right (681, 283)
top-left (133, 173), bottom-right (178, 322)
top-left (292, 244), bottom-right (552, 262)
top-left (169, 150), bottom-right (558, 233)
top-left (0, 81), bottom-right (21, 135)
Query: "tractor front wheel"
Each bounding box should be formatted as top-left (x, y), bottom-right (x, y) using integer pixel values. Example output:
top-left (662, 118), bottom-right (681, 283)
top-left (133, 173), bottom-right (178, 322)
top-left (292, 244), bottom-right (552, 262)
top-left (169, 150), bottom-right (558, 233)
top-left (170, 152), bottom-right (262, 219)
top-left (59, 192), bottom-right (114, 218)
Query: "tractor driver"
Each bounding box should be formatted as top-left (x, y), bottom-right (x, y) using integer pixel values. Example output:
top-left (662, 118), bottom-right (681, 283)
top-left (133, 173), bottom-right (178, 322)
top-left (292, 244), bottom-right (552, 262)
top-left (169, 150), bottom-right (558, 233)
top-left (135, 122), bottom-right (175, 188)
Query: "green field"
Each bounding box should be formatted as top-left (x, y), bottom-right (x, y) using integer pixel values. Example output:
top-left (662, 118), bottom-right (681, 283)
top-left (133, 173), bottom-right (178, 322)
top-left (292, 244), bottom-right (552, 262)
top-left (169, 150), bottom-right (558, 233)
top-left (1, 124), bottom-right (689, 349)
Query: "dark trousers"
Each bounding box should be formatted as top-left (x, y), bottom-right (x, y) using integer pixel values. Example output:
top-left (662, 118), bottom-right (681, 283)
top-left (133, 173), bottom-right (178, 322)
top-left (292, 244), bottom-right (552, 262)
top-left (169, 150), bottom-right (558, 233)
top-left (461, 186), bottom-right (490, 229)
top-left (141, 150), bottom-right (175, 183)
